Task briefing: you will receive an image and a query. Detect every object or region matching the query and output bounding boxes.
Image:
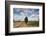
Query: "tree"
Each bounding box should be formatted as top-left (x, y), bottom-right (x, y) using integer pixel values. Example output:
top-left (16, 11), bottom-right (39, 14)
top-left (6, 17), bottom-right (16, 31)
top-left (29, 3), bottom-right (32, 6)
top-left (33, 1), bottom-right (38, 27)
top-left (24, 16), bottom-right (28, 24)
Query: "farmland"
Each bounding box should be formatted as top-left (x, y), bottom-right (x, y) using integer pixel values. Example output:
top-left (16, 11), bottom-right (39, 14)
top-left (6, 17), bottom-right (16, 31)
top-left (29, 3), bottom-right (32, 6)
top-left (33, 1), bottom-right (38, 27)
top-left (13, 21), bottom-right (39, 28)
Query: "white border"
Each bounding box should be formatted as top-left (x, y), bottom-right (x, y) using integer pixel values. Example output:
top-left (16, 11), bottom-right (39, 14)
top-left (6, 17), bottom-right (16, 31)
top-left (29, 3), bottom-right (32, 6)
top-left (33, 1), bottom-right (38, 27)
top-left (9, 5), bottom-right (43, 33)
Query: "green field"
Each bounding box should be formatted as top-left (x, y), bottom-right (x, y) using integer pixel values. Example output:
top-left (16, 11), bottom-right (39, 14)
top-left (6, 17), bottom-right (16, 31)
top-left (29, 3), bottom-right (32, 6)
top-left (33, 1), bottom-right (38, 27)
top-left (13, 21), bottom-right (39, 28)
top-left (27, 21), bottom-right (39, 27)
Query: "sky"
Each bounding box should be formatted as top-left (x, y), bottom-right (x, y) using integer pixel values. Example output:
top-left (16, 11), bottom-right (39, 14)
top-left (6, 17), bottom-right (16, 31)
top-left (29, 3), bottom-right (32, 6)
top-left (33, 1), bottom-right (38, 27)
top-left (13, 8), bottom-right (39, 21)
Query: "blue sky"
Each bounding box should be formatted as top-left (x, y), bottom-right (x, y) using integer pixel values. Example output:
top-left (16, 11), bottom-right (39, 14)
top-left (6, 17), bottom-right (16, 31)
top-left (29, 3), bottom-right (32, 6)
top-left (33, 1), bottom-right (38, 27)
top-left (13, 8), bottom-right (39, 21)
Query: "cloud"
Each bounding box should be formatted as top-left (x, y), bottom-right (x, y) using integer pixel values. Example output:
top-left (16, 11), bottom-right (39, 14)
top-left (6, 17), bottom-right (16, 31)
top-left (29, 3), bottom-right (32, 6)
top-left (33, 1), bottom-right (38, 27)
top-left (20, 12), bottom-right (24, 16)
top-left (13, 8), bottom-right (39, 21)
top-left (13, 14), bottom-right (25, 21)
top-left (28, 14), bottom-right (39, 21)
